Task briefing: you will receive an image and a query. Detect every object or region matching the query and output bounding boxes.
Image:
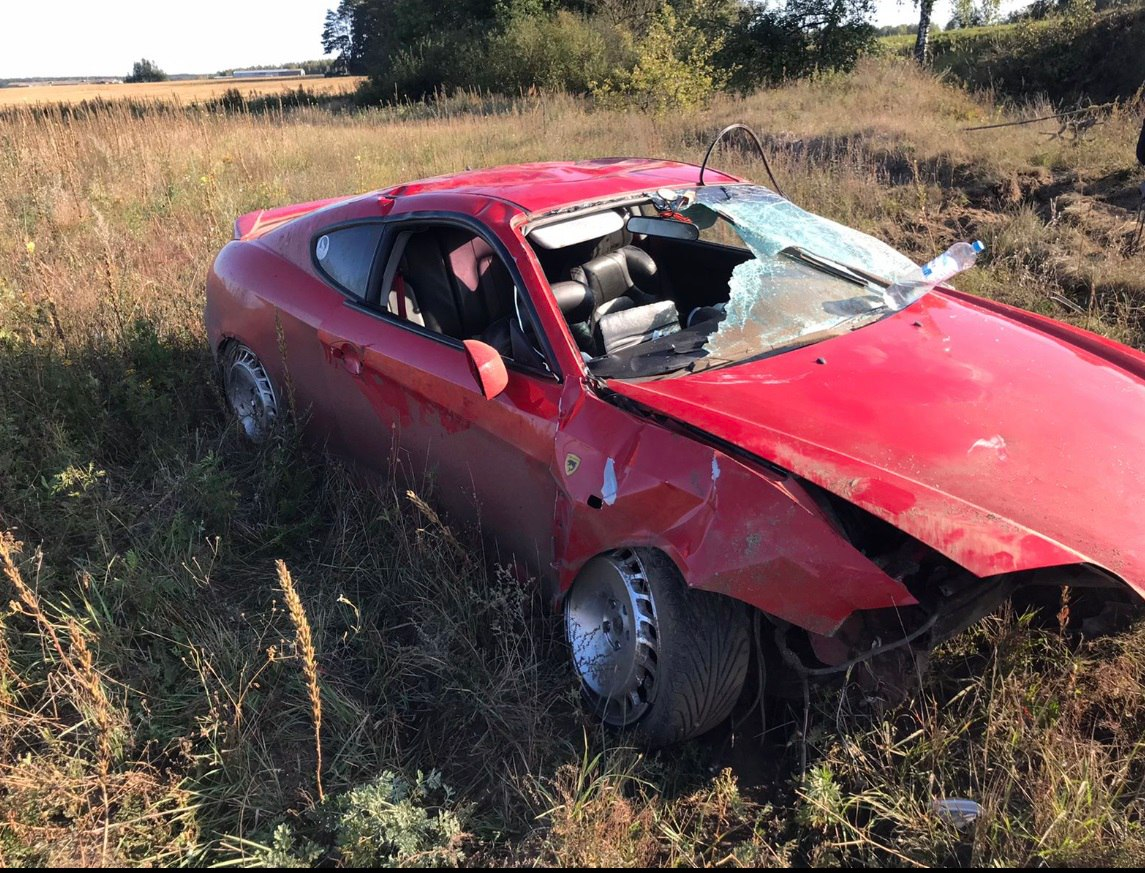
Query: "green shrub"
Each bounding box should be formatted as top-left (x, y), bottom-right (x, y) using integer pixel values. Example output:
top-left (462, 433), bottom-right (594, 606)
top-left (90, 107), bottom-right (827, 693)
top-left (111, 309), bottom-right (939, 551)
top-left (591, 2), bottom-right (729, 113)
top-left (333, 770), bottom-right (464, 867)
top-left (362, 32), bottom-right (487, 102)
top-left (249, 770), bottom-right (464, 867)
top-left (484, 11), bottom-right (634, 95)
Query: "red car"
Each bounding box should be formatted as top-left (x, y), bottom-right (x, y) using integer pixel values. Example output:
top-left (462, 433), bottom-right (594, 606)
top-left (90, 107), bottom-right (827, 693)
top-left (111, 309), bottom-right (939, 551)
top-left (206, 158), bottom-right (1145, 747)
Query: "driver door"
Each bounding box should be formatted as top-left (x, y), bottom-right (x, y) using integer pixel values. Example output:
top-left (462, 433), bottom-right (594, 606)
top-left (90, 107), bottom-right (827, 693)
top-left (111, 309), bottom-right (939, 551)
top-left (316, 218), bottom-right (566, 579)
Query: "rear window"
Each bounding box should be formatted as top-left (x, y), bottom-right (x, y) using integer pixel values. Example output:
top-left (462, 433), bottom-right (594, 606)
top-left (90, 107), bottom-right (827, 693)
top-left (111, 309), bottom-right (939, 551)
top-left (314, 224), bottom-right (385, 298)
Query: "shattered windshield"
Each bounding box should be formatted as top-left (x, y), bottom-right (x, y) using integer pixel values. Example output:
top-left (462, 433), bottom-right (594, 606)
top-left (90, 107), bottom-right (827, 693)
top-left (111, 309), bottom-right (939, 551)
top-left (693, 186), bottom-right (917, 361)
top-left (582, 185), bottom-right (921, 380)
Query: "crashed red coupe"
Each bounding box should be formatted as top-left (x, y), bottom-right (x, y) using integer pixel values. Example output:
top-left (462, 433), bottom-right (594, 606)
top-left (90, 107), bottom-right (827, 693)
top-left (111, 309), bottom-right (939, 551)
top-left (205, 157), bottom-right (1145, 747)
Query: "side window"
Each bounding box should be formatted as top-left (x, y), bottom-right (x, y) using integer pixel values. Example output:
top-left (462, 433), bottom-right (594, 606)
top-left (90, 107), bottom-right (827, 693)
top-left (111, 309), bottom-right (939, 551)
top-left (314, 224), bottom-right (385, 299)
top-left (380, 224), bottom-right (553, 374)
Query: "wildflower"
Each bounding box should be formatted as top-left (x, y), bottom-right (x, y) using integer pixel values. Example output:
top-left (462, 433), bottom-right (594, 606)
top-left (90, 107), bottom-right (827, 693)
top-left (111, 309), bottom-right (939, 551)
top-left (25, 241), bottom-right (34, 255)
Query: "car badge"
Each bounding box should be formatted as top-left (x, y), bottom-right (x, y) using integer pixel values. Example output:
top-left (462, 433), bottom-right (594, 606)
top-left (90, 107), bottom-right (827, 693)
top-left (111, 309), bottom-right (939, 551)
top-left (565, 454), bottom-right (581, 476)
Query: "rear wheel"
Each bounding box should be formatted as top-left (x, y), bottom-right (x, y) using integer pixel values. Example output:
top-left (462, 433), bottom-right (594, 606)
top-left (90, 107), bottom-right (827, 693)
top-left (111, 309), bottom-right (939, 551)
top-left (564, 547), bottom-right (750, 747)
top-left (222, 343), bottom-right (278, 443)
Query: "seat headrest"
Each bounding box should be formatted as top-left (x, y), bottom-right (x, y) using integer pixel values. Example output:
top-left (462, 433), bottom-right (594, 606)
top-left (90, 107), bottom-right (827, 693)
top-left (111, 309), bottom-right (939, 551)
top-left (570, 246), bottom-right (659, 307)
top-left (571, 250), bottom-right (629, 306)
top-left (619, 245), bottom-right (658, 288)
top-left (444, 231), bottom-right (495, 294)
top-left (551, 279), bottom-right (594, 323)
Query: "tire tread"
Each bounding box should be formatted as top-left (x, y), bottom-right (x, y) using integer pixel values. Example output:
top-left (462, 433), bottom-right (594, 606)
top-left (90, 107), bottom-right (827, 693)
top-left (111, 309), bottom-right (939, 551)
top-left (630, 549), bottom-right (750, 747)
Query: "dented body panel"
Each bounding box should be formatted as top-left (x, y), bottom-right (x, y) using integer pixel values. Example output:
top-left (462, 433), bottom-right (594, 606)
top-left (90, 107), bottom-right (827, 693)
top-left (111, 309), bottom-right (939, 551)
top-left (551, 389), bottom-right (917, 635)
top-left (205, 158), bottom-right (1144, 644)
top-left (608, 289), bottom-right (1145, 595)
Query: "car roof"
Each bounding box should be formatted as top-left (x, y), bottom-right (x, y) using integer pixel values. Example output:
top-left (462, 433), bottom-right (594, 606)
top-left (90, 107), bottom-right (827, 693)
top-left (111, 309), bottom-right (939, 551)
top-left (380, 158), bottom-right (743, 215)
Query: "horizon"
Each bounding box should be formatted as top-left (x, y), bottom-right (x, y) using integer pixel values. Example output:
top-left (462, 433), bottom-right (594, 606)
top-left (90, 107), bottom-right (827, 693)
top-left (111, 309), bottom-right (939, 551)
top-left (2, 0), bottom-right (1028, 80)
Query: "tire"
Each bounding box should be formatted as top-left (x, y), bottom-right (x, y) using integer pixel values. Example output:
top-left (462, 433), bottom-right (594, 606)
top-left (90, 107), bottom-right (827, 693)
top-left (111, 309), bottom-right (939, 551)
top-left (564, 547), bottom-right (750, 748)
top-left (221, 342), bottom-right (278, 443)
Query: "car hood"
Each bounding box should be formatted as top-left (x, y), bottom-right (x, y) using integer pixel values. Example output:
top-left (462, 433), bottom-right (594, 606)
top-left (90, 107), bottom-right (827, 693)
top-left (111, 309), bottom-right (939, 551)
top-left (608, 291), bottom-right (1145, 589)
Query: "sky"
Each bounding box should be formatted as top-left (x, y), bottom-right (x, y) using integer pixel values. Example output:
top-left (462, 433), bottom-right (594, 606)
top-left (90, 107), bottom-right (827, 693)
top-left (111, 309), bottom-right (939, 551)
top-left (1, 0), bottom-right (335, 78)
top-left (1, 0), bottom-right (1024, 79)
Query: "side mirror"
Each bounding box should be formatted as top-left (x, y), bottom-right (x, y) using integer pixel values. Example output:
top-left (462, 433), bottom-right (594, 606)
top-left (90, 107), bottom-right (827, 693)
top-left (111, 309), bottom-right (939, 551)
top-left (462, 339), bottom-right (509, 400)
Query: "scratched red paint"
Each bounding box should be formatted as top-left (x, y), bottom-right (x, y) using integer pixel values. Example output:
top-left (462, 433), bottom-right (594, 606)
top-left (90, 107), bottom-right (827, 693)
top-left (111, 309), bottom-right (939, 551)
top-left (609, 289), bottom-right (1145, 590)
top-left (205, 159), bottom-right (1145, 639)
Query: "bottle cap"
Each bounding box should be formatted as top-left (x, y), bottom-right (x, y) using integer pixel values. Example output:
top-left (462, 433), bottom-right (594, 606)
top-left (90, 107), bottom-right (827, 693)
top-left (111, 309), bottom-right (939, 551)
top-left (972, 240), bottom-right (985, 253)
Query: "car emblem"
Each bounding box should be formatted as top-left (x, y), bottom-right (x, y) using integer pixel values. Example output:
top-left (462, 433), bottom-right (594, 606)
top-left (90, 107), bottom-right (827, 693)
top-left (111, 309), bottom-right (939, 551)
top-left (565, 454), bottom-right (581, 476)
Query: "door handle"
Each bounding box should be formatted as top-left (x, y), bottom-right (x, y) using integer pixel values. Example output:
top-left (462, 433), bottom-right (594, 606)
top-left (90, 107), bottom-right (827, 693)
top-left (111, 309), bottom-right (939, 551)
top-left (327, 341), bottom-right (363, 376)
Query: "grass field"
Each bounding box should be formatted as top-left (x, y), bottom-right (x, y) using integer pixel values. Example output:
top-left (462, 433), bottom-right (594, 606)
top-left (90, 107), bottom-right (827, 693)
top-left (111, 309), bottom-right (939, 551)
top-left (0, 75), bottom-right (364, 107)
top-left (2, 58), bottom-right (1145, 865)
top-left (877, 20), bottom-right (1030, 54)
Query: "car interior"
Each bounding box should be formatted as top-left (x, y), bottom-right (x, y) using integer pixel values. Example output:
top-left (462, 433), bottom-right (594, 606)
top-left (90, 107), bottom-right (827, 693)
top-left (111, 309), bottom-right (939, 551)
top-left (529, 201), bottom-right (754, 362)
top-left (375, 197), bottom-right (755, 378)
top-left (382, 225), bottom-right (550, 371)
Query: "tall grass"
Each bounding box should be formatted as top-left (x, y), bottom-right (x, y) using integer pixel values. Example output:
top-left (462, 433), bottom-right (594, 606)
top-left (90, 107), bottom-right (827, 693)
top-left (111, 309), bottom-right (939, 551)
top-left (1, 57), bottom-right (1144, 864)
top-left (275, 559), bottom-right (324, 802)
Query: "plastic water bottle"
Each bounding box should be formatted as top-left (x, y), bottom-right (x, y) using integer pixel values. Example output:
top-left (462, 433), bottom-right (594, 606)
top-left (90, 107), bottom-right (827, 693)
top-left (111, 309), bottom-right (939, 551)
top-left (886, 240), bottom-right (985, 309)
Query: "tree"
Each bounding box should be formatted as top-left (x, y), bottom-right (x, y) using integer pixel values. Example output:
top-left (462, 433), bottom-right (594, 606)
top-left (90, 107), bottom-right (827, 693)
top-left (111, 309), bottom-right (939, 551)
top-left (322, 0), bottom-right (506, 81)
top-left (322, 5), bottom-right (356, 74)
top-left (913, 0), bottom-right (936, 61)
top-left (722, 0), bottom-right (876, 89)
top-left (948, 0), bottom-right (980, 28)
top-left (125, 58), bottom-right (168, 83)
top-left (589, 0), bottom-right (663, 32)
top-left (322, 1), bottom-right (385, 75)
top-left (947, 0), bottom-right (1000, 28)
top-left (323, 0), bottom-right (879, 103)
top-left (801, 0), bottom-right (877, 69)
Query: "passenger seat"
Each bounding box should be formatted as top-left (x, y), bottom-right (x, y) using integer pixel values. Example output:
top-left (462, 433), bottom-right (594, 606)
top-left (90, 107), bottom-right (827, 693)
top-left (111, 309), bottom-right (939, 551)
top-left (569, 246), bottom-right (680, 355)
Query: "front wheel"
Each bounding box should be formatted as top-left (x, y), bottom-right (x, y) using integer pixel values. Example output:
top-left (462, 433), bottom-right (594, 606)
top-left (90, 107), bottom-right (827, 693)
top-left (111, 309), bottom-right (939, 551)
top-left (564, 547), bottom-right (750, 747)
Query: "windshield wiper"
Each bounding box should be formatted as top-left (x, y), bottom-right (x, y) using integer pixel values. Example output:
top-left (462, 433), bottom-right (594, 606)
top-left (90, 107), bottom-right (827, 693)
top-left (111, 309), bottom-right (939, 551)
top-left (780, 246), bottom-right (890, 289)
top-left (698, 303), bottom-right (892, 376)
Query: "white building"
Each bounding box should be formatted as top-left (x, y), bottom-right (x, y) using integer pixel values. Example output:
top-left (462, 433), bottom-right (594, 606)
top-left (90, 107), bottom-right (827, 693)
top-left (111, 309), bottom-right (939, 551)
top-left (232, 69), bottom-right (305, 79)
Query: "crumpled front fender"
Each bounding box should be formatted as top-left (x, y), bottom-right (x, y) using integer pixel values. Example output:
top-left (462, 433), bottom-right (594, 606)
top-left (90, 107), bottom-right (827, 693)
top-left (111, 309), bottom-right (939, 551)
top-left (553, 391), bottom-right (916, 637)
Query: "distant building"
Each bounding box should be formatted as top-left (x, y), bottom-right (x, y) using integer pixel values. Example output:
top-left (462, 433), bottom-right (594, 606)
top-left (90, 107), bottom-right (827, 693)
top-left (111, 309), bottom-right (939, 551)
top-left (232, 69), bottom-right (305, 79)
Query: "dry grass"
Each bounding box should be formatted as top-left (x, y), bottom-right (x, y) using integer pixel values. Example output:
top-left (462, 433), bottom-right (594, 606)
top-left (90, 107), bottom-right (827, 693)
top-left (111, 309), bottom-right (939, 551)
top-left (276, 559), bottom-right (324, 802)
top-left (1, 58), bottom-right (1144, 865)
top-left (0, 75), bottom-right (363, 107)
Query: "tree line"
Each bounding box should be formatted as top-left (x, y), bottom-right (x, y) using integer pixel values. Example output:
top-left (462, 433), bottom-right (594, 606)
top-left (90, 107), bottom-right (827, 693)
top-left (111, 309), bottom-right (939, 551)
top-left (320, 0), bottom-right (884, 107)
top-left (125, 58), bottom-right (168, 83)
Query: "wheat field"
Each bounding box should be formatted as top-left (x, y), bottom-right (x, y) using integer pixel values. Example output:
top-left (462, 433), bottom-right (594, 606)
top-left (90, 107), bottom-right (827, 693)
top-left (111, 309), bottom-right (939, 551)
top-left (2, 59), bottom-right (1145, 865)
top-left (0, 75), bottom-right (364, 107)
